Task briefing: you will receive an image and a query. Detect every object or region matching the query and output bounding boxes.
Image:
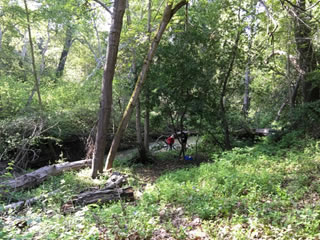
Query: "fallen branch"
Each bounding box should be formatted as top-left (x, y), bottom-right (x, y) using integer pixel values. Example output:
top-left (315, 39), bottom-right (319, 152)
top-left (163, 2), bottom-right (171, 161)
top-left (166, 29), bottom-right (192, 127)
top-left (1, 159), bottom-right (92, 191)
top-left (1, 189), bottom-right (60, 213)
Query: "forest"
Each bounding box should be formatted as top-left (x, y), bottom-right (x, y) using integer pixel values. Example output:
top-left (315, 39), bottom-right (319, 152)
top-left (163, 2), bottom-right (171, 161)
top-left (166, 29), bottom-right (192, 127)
top-left (1, 0), bottom-right (320, 239)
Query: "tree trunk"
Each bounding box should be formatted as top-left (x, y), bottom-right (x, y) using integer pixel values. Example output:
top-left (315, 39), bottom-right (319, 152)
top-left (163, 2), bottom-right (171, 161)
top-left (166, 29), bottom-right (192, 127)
top-left (136, 99), bottom-right (143, 144)
top-left (69, 187), bottom-right (134, 207)
top-left (25, 25), bottom-right (50, 109)
top-left (293, 0), bottom-right (319, 102)
top-left (105, 1), bottom-right (187, 170)
top-left (126, 0), bottom-right (146, 158)
top-left (144, 93), bottom-right (150, 151)
top-left (20, 31), bottom-right (28, 60)
top-left (2, 159), bottom-right (91, 191)
top-left (185, 2), bottom-right (188, 32)
top-left (91, 0), bottom-right (126, 179)
top-left (220, 30), bottom-right (241, 150)
top-left (243, 65), bottom-right (250, 117)
top-left (56, 24), bottom-right (73, 78)
top-left (143, 0), bottom-right (152, 152)
top-left (23, 0), bottom-right (42, 110)
top-left (19, 31), bottom-right (29, 83)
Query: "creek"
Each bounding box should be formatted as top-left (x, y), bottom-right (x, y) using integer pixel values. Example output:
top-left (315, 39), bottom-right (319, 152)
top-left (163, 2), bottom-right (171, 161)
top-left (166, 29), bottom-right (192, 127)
top-left (115, 136), bottom-right (199, 160)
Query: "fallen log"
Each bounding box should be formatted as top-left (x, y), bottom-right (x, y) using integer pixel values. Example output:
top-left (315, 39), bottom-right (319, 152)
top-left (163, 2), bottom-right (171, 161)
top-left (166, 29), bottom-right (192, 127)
top-left (1, 159), bottom-right (92, 191)
top-left (61, 172), bottom-right (134, 213)
top-left (72, 187), bottom-right (134, 206)
top-left (74, 172), bottom-right (134, 205)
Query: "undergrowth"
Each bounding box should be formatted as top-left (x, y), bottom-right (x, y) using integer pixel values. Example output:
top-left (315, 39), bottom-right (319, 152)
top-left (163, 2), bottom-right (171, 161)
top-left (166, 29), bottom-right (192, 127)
top-left (1, 138), bottom-right (320, 239)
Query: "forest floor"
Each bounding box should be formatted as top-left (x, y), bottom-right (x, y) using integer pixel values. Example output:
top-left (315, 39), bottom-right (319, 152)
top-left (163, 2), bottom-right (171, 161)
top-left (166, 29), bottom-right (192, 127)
top-left (133, 152), bottom-right (209, 183)
top-left (2, 138), bottom-right (320, 239)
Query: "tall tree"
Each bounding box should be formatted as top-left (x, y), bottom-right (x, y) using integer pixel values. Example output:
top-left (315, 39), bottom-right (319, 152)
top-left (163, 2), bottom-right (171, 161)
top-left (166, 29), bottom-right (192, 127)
top-left (105, 0), bottom-right (188, 170)
top-left (91, 0), bottom-right (126, 179)
top-left (23, 0), bottom-right (42, 110)
top-left (220, 29), bottom-right (241, 150)
top-left (144, 0), bottom-right (152, 152)
top-left (56, 24), bottom-right (73, 78)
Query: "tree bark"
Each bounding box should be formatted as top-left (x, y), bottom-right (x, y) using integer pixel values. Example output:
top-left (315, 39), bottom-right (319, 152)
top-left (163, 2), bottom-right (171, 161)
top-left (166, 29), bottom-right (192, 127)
top-left (105, 1), bottom-right (187, 170)
top-left (91, 0), bottom-right (126, 178)
top-left (56, 24), bottom-right (73, 78)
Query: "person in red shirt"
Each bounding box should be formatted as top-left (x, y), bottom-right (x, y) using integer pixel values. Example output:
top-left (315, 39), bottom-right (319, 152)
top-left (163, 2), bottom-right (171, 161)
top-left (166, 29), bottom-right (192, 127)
top-left (166, 134), bottom-right (175, 150)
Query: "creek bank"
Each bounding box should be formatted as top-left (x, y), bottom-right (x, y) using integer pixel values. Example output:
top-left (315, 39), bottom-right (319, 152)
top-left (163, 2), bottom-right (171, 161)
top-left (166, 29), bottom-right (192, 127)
top-left (1, 130), bottom-right (197, 176)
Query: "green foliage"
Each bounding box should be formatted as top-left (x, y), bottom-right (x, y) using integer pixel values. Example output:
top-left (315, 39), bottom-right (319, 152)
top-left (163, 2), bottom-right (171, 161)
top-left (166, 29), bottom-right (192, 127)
top-left (1, 0), bottom-right (320, 237)
top-left (0, 75), bottom-right (100, 164)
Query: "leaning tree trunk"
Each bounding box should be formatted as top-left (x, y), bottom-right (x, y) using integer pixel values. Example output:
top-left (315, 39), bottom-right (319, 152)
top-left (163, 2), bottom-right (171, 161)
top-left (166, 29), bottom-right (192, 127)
top-left (91, 0), bottom-right (126, 179)
top-left (56, 24), bottom-right (73, 78)
top-left (105, 1), bottom-right (187, 170)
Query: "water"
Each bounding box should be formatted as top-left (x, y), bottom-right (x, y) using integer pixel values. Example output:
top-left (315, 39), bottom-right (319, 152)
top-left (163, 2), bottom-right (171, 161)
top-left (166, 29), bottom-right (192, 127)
top-left (115, 136), bottom-right (199, 159)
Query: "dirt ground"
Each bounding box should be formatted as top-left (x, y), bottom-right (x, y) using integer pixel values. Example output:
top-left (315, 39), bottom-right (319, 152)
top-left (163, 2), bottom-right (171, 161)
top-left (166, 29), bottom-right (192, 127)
top-left (133, 153), bottom-right (210, 183)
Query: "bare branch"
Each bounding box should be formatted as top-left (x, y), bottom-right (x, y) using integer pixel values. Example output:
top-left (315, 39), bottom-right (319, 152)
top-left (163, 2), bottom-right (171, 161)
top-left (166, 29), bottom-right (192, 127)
top-left (259, 0), bottom-right (277, 26)
top-left (306, 0), bottom-right (320, 10)
top-left (92, 0), bottom-right (112, 14)
top-left (171, 0), bottom-right (187, 17)
top-left (282, 0), bottom-right (320, 11)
